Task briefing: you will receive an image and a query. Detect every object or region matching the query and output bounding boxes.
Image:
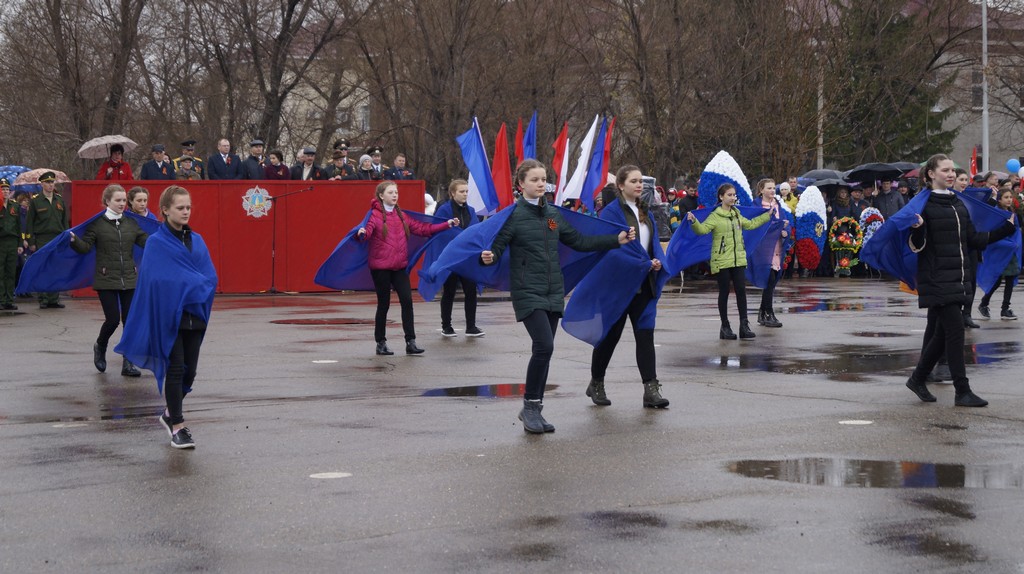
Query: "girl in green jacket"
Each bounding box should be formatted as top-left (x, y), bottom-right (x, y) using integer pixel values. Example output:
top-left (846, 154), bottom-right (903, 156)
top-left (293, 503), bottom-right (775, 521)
top-left (687, 183), bottom-right (770, 340)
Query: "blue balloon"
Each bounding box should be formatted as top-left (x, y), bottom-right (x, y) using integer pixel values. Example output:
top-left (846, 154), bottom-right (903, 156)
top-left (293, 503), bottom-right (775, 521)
top-left (1007, 158), bottom-right (1021, 174)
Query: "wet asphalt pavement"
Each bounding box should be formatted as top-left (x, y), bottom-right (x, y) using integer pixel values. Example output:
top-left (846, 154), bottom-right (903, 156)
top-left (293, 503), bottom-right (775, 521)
top-left (2, 277), bottom-right (1023, 573)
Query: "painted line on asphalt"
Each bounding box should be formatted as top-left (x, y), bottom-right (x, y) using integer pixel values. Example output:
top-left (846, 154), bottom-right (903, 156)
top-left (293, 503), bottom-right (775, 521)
top-left (310, 472), bottom-right (352, 479)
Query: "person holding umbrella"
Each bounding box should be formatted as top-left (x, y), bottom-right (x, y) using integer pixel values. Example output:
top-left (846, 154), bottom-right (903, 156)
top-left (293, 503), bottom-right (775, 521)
top-left (96, 144), bottom-right (134, 181)
top-left (26, 171), bottom-right (69, 308)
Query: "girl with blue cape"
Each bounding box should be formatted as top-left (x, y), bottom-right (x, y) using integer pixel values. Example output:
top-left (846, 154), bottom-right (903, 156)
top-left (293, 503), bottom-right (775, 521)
top-left (584, 165), bottom-right (670, 409)
top-left (480, 160), bottom-right (634, 434)
top-left (976, 187), bottom-right (1021, 321)
top-left (903, 155), bottom-right (1015, 408)
top-left (433, 179), bottom-right (483, 337)
top-left (128, 186), bottom-right (159, 220)
top-left (116, 185), bottom-right (218, 449)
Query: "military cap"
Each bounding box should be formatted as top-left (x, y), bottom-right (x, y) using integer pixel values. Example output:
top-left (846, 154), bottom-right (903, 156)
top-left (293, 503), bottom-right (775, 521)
top-left (0, 178), bottom-right (9, 188)
top-left (250, 139), bottom-right (265, 147)
top-left (39, 171), bottom-right (56, 183)
top-left (367, 145), bottom-right (383, 156)
top-left (332, 150), bottom-right (346, 160)
top-left (333, 138), bottom-right (350, 150)
top-left (180, 139), bottom-right (197, 149)
top-left (179, 155), bottom-right (194, 162)
top-left (302, 147), bottom-right (317, 156)
top-left (152, 144), bottom-right (166, 152)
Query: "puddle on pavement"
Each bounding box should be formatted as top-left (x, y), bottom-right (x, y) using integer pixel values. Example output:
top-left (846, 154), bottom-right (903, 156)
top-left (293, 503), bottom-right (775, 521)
top-left (583, 511), bottom-right (667, 540)
top-left (422, 383), bottom-right (559, 398)
top-left (785, 297), bottom-right (907, 314)
top-left (271, 318), bottom-right (376, 325)
top-left (729, 458), bottom-right (1024, 489)
top-left (851, 331), bottom-right (908, 338)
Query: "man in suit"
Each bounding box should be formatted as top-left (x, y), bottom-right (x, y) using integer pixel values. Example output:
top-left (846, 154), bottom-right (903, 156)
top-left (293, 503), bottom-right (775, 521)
top-left (174, 140), bottom-right (205, 179)
top-left (383, 153), bottom-right (415, 180)
top-left (290, 147), bottom-right (326, 181)
top-left (367, 146), bottom-right (387, 178)
top-left (242, 139), bottom-right (266, 179)
top-left (139, 144), bottom-right (176, 180)
top-left (207, 138), bottom-right (243, 180)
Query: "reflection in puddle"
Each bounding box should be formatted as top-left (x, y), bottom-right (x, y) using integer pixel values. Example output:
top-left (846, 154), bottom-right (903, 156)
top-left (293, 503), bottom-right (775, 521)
top-left (729, 458), bottom-right (1024, 489)
top-left (422, 384), bottom-right (559, 398)
top-left (270, 318), bottom-right (376, 325)
top-left (851, 331), bottom-right (907, 338)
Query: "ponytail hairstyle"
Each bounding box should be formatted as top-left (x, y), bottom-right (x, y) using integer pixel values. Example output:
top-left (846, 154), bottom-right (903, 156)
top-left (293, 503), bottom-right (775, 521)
top-left (514, 159), bottom-right (547, 195)
top-left (921, 153), bottom-right (951, 187)
top-left (375, 180), bottom-right (409, 239)
top-left (614, 164), bottom-right (649, 225)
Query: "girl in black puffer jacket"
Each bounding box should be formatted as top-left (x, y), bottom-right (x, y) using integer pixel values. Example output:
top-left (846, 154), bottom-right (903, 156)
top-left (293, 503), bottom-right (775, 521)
top-left (906, 154), bottom-right (1015, 407)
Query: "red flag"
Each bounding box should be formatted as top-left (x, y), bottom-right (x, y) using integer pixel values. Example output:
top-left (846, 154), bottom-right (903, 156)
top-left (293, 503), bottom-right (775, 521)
top-left (970, 146), bottom-right (978, 177)
top-left (593, 116), bottom-right (616, 198)
top-left (492, 123), bottom-right (514, 208)
top-left (551, 122), bottom-right (569, 199)
top-left (513, 118), bottom-right (525, 168)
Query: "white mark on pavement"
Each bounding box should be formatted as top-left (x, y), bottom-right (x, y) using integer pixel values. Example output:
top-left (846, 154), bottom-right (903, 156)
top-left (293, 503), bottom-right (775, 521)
top-left (838, 420), bottom-right (873, 425)
top-left (310, 472), bottom-right (352, 479)
top-left (312, 360), bottom-right (338, 364)
top-left (52, 423), bottom-right (88, 428)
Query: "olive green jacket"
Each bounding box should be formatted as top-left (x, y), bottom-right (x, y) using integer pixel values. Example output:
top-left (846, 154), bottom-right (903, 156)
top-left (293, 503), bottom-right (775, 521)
top-left (26, 193), bottom-right (69, 247)
top-left (71, 215), bottom-right (148, 290)
top-left (0, 199), bottom-right (20, 242)
top-left (691, 205), bottom-right (770, 274)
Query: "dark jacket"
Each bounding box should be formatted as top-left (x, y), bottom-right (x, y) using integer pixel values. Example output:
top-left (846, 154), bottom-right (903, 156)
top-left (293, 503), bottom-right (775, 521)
top-left (207, 153), bottom-right (243, 180)
top-left (26, 193), bottom-right (69, 247)
top-left (71, 215), bottom-right (149, 290)
top-left (139, 160), bottom-right (176, 180)
top-left (383, 166), bottom-right (415, 180)
top-left (242, 156), bottom-right (266, 180)
top-left (487, 197), bottom-right (620, 320)
top-left (910, 191), bottom-right (1014, 308)
top-left (290, 163), bottom-right (327, 181)
top-left (349, 167), bottom-right (381, 181)
top-left (264, 164), bottom-right (290, 180)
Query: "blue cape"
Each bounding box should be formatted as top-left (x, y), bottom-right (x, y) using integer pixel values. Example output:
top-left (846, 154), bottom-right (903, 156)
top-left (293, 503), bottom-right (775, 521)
top-left (15, 211), bottom-right (160, 294)
top-left (313, 209), bottom-right (459, 292)
top-left (421, 200), bottom-right (480, 298)
top-left (861, 190), bottom-right (1011, 289)
top-left (561, 199), bottom-right (669, 346)
top-left (115, 224), bottom-right (218, 392)
top-left (977, 216), bottom-right (1021, 294)
top-left (663, 205), bottom-right (774, 288)
top-left (421, 202), bottom-right (628, 302)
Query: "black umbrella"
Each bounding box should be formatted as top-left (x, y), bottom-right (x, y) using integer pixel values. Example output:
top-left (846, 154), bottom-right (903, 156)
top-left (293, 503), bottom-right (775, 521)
top-left (812, 178), bottom-right (852, 196)
top-left (844, 162), bottom-right (903, 184)
top-left (890, 161), bottom-right (919, 174)
top-left (800, 169), bottom-right (844, 181)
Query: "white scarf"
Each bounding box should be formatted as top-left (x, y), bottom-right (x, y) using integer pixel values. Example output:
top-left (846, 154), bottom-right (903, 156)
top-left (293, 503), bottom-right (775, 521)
top-left (383, 203), bottom-right (396, 213)
top-left (104, 208), bottom-right (123, 221)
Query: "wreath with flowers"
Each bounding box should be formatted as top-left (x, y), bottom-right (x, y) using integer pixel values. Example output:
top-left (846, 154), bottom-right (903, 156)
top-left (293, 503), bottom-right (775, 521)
top-left (828, 217), bottom-right (864, 275)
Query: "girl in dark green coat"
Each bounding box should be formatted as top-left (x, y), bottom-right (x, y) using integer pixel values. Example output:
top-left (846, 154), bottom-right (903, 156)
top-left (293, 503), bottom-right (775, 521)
top-left (71, 184), bottom-right (149, 376)
top-left (481, 160), bottom-right (633, 434)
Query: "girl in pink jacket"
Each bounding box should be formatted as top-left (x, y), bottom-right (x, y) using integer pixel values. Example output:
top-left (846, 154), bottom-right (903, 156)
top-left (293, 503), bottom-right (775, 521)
top-left (359, 181), bottom-right (457, 355)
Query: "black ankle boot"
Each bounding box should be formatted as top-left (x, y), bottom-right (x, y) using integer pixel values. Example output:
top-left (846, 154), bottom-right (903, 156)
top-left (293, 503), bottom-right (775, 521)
top-left (906, 377), bottom-right (936, 402)
top-left (375, 340), bottom-right (394, 356)
top-left (518, 400), bottom-right (552, 433)
top-left (757, 309), bottom-right (768, 326)
top-left (739, 319), bottom-right (756, 339)
top-left (642, 379), bottom-right (669, 408)
top-left (586, 378), bottom-right (611, 406)
top-left (93, 343), bottom-right (107, 373)
top-left (405, 339), bottom-right (424, 354)
top-left (767, 309), bottom-right (783, 328)
top-left (720, 322), bottom-right (737, 340)
top-left (121, 358), bottom-right (141, 377)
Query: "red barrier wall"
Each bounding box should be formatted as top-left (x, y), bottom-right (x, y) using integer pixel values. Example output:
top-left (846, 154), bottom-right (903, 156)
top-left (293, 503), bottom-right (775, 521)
top-left (69, 180), bottom-right (426, 295)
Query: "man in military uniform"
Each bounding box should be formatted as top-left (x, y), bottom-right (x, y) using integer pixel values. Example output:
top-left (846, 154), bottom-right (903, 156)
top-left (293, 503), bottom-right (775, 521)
top-left (384, 153), bottom-right (415, 180)
top-left (242, 139), bottom-right (266, 179)
top-left (0, 178), bottom-right (22, 310)
top-left (325, 138), bottom-right (355, 180)
top-left (26, 171), bottom-right (69, 308)
top-left (175, 156), bottom-right (202, 180)
top-left (139, 144), bottom-right (176, 180)
top-left (173, 140), bottom-right (205, 179)
top-left (367, 145), bottom-right (387, 178)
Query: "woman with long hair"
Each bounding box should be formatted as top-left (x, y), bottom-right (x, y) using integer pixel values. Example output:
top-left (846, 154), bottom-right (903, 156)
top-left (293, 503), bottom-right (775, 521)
top-left (434, 179), bottom-right (483, 337)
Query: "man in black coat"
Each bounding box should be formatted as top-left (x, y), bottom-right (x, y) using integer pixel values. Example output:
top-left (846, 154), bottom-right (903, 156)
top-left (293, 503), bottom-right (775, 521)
top-left (290, 147), bottom-right (327, 181)
top-left (383, 154), bottom-right (415, 180)
top-left (207, 138), bottom-right (243, 180)
top-left (139, 144), bottom-right (176, 180)
top-left (242, 139), bottom-right (266, 180)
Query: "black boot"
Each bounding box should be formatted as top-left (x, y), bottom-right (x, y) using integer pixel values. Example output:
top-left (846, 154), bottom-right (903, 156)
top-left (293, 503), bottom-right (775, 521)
top-left (757, 308), bottom-right (768, 326)
top-left (121, 357), bottom-right (141, 377)
top-left (767, 309), bottom-right (783, 328)
top-left (586, 378), bottom-right (611, 406)
top-left (518, 400), bottom-right (549, 434)
top-left (955, 391), bottom-right (988, 407)
top-left (739, 319), bottom-right (756, 339)
top-left (405, 339), bottom-right (425, 355)
top-left (93, 343), bottom-right (107, 373)
top-left (642, 379), bottom-right (669, 408)
top-left (720, 321), bottom-right (737, 340)
top-left (963, 313), bottom-right (980, 329)
top-left (906, 377), bottom-right (937, 402)
top-left (375, 340), bottom-right (394, 356)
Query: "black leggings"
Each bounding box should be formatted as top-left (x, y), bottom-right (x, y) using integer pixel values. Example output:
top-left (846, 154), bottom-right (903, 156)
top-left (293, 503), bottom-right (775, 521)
top-left (980, 277), bottom-right (1015, 310)
top-left (521, 309), bottom-right (560, 401)
top-left (371, 268), bottom-right (415, 343)
top-left (96, 289), bottom-right (134, 348)
top-left (759, 269), bottom-right (780, 311)
top-left (165, 329), bottom-right (205, 426)
top-left (912, 303), bottom-right (969, 393)
top-left (716, 266), bottom-right (748, 323)
top-left (591, 287), bottom-right (656, 382)
top-left (440, 273), bottom-right (478, 329)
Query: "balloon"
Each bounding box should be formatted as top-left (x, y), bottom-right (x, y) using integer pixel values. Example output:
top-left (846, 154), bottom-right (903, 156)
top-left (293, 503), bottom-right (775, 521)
top-left (1017, 167), bottom-right (1024, 179)
top-left (1006, 158), bottom-right (1021, 174)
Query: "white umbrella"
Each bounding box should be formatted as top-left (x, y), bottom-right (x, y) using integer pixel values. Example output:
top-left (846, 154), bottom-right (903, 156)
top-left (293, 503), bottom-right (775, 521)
top-left (77, 135), bottom-right (138, 160)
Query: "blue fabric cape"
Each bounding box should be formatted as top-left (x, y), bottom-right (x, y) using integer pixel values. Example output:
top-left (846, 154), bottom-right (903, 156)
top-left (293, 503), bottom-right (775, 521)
top-left (977, 216), bottom-right (1021, 295)
top-left (561, 199), bottom-right (669, 346)
top-left (421, 200), bottom-right (480, 299)
top-left (115, 224), bottom-right (218, 393)
top-left (861, 189), bottom-right (1011, 289)
top-left (15, 211), bottom-right (160, 294)
top-left (421, 203), bottom-right (629, 302)
top-left (663, 205), bottom-right (773, 288)
top-left (313, 209), bottom-right (459, 292)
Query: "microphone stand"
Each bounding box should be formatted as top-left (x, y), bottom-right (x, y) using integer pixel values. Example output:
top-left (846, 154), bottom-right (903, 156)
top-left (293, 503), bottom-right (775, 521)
top-left (267, 185), bottom-right (315, 293)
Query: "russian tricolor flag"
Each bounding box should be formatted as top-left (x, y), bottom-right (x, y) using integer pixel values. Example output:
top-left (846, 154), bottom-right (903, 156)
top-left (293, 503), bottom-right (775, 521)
top-left (456, 117), bottom-right (500, 215)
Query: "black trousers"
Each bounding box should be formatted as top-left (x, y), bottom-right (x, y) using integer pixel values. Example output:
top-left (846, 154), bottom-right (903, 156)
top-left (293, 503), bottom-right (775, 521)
top-left (759, 269), bottom-right (780, 312)
top-left (439, 273), bottom-right (478, 329)
top-left (591, 286), bottom-right (656, 382)
top-left (165, 329), bottom-right (205, 425)
top-left (521, 309), bottom-right (560, 401)
top-left (980, 277), bottom-right (1015, 310)
top-left (371, 268), bottom-right (415, 343)
top-left (716, 266), bottom-right (748, 323)
top-left (912, 303), bottom-right (969, 393)
top-left (96, 289), bottom-right (134, 348)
